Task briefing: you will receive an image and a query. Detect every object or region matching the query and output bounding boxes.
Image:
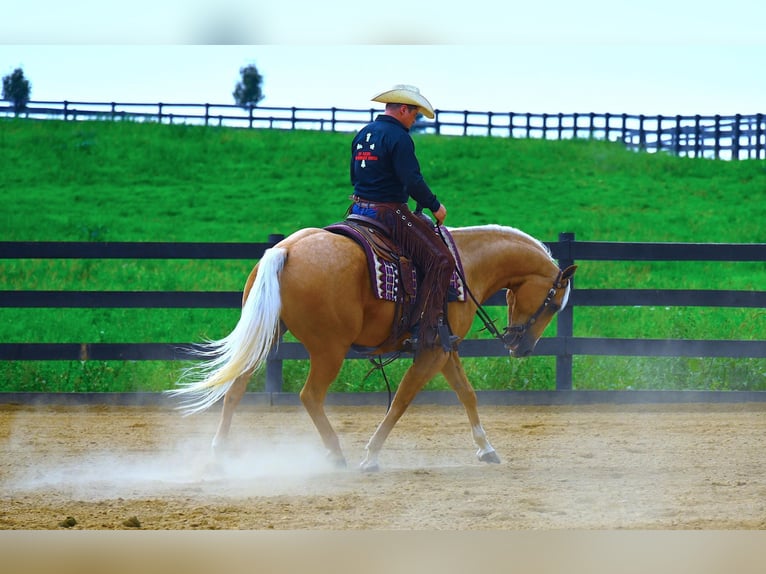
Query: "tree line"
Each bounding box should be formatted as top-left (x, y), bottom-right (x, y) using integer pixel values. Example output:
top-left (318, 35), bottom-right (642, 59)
top-left (1, 63), bottom-right (265, 115)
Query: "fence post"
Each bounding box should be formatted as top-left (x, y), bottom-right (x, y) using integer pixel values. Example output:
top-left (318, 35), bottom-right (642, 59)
top-left (557, 113), bottom-right (564, 140)
top-left (656, 114), bottom-right (664, 153)
top-left (620, 113), bottom-right (627, 146)
top-left (604, 112), bottom-right (612, 141)
top-left (714, 115), bottom-right (722, 159)
top-left (694, 115), bottom-right (702, 158)
top-left (265, 233), bottom-right (286, 393)
top-left (555, 232), bottom-right (575, 391)
top-left (733, 114), bottom-right (742, 160)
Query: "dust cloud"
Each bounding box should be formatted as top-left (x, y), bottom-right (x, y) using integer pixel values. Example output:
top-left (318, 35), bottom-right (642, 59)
top-left (3, 410), bottom-right (341, 501)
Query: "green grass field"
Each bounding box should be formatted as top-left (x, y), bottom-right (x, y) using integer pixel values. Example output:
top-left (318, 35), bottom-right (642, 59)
top-left (1, 118), bottom-right (764, 393)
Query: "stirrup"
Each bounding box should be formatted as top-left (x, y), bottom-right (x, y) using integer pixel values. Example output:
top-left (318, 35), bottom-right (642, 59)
top-left (401, 337), bottom-right (418, 354)
top-left (446, 334), bottom-right (461, 350)
top-left (437, 320), bottom-right (461, 352)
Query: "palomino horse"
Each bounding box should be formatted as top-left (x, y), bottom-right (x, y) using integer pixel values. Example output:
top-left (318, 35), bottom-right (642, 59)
top-left (170, 224), bottom-right (576, 471)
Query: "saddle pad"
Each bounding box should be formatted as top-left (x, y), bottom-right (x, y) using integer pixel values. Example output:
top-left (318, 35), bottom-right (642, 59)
top-left (442, 227), bottom-right (467, 302)
top-left (325, 220), bottom-right (466, 303)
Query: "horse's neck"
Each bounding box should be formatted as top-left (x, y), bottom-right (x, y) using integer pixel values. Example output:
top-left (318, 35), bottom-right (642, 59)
top-left (455, 226), bottom-right (555, 300)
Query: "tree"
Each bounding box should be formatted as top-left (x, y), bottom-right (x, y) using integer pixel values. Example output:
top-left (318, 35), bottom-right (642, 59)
top-left (2, 68), bottom-right (31, 115)
top-left (233, 64), bottom-right (264, 109)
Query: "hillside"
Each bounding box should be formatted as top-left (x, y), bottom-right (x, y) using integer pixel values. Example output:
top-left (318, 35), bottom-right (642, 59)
top-left (2, 118), bottom-right (764, 244)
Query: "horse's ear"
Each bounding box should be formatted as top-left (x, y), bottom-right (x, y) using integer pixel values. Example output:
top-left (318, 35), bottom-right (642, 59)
top-left (561, 265), bottom-right (577, 281)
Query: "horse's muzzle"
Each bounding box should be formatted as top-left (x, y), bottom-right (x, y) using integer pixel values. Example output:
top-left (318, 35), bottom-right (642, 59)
top-left (507, 334), bottom-right (537, 358)
top-left (510, 347), bottom-right (534, 358)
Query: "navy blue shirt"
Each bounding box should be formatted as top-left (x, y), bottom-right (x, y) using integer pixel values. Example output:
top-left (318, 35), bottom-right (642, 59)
top-left (350, 114), bottom-right (441, 212)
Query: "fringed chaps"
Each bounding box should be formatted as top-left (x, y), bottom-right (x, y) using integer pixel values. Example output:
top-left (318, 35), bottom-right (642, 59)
top-left (376, 204), bottom-right (456, 348)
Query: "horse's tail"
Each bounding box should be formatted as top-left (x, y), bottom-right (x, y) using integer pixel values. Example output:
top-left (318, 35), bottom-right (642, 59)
top-left (167, 246), bottom-right (287, 415)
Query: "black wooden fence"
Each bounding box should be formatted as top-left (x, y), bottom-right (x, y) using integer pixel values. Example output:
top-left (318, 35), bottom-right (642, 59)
top-left (1, 234), bottom-right (764, 396)
top-left (2, 100), bottom-right (764, 160)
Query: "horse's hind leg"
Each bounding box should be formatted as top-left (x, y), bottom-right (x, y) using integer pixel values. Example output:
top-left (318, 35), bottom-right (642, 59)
top-left (299, 349), bottom-right (348, 467)
top-left (441, 353), bottom-right (500, 464)
top-left (211, 368), bottom-right (253, 455)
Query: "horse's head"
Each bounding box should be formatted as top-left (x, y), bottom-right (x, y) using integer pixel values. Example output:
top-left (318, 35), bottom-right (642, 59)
top-left (504, 264), bottom-right (577, 357)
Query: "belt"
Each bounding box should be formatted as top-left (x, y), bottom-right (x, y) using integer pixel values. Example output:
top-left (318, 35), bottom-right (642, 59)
top-left (351, 195), bottom-right (404, 209)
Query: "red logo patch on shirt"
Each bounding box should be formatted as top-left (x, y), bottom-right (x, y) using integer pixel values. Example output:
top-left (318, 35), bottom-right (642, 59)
top-left (355, 151), bottom-right (378, 161)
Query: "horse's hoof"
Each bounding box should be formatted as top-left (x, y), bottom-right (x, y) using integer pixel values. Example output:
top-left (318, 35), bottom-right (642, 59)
top-left (478, 450), bottom-right (501, 464)
top-left (359, 462), bottom-right (380, 473)
top-left (201, 460), bottom-right (225, 478)
top-left (326, 452), bottom-right (348, 469)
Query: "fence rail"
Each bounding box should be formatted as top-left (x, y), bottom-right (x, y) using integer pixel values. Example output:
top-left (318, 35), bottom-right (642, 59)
top-left (2, 100), bottom-right (764, 160)
top-left (1, 235), bottom-right (764, 394)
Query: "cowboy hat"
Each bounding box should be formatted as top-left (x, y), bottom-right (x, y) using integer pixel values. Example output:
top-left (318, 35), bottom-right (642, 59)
top-left (371, 84), bottom-right (435, 119)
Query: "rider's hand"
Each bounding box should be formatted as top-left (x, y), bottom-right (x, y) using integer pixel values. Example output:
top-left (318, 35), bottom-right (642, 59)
top-left (433, 204), bottom-right (447, 226)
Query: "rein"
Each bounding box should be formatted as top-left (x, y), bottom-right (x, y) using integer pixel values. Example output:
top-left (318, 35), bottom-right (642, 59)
top-left (364, 354), bottom-right (398, 412)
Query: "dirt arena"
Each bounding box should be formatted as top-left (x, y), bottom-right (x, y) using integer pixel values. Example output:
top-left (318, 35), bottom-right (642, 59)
top-left (1, 401), bottom-right (765, 530)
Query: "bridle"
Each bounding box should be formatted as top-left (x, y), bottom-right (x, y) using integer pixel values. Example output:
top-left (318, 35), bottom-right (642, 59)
top-left (470, 269), bottom-right (567, 351)
top-left (433, 223), bottom-right (568, 351)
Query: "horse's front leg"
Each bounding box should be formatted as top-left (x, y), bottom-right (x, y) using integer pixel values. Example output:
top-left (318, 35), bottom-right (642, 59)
top-left (441, 352), bottom-right (501, 464)
top-left (360, 349), bottom-right (449, 472)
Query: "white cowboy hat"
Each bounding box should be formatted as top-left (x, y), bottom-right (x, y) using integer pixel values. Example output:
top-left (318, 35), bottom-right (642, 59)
top-left (371, 84), bottom-right (435, 119)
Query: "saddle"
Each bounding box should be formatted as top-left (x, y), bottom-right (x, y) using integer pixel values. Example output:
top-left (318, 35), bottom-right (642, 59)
top-left (325, 214), bottom-right (466, 352)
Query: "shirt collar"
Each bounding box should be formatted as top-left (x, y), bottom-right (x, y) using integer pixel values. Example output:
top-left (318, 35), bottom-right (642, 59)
top-left (376, 113), bottom-right (409, 132)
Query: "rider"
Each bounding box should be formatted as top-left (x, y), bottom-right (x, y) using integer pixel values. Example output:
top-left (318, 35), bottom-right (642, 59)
top-left (349, 84), bottom-right (458, 353)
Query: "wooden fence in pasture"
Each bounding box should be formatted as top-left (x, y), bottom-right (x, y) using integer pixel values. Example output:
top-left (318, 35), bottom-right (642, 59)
top-left (1, 234), bottom-right (765, 401)
top-left (2, 100), bottom-right (764, 160)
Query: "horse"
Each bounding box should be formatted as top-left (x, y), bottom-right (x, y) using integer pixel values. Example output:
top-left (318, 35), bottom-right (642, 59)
top-left (169, 224), bottom-right (576, 471)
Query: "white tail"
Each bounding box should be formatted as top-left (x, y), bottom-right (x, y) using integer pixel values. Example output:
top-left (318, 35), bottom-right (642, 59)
top-left (167, 247), bottom-right (287, 414)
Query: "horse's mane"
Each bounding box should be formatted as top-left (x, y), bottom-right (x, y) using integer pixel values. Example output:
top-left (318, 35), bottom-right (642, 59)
top-left (450, 224), bottom-right (554, 261)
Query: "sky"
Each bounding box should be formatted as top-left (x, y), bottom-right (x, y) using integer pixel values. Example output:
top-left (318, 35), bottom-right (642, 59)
top-left (1, 1), bottom-right (765, 117)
